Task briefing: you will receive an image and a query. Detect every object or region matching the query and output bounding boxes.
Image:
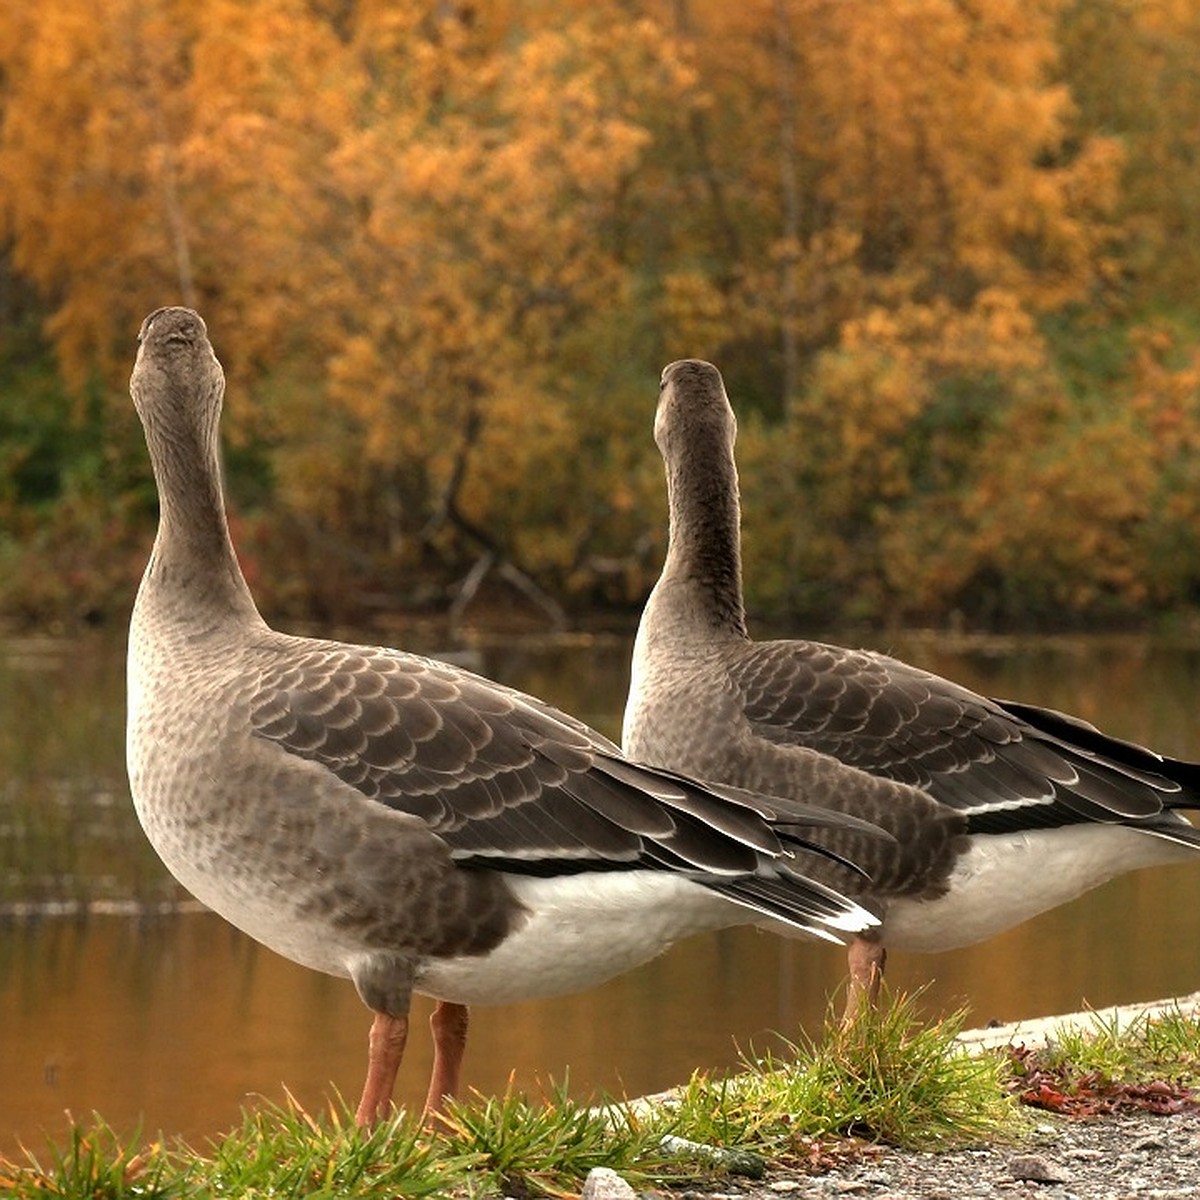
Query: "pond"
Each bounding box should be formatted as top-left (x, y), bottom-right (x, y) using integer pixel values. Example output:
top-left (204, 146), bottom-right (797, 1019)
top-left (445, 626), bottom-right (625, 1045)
top-left (2, 626), bottom-right (1199, 1152)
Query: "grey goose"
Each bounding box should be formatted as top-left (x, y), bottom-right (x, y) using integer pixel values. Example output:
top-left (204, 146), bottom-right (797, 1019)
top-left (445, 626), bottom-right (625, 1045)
top-left (126, 308), bottom-right (898, 1126)
top-left (624, 358), bottom-right (1200, 1011)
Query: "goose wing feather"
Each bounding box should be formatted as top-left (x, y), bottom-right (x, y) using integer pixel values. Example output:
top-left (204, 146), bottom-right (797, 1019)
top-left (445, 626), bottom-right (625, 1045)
top-left (731, 639), bottom-right (1199, 830)
top-left (247, 638), bottom-right (883, 913)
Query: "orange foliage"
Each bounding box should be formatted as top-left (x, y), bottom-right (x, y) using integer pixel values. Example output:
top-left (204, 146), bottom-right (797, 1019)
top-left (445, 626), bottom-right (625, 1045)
top-left (644, 0), bottom-right (1122, 377)
top-left (1059, 0), bottom-right (1200, 306)
top-left (900, 322), bottom-right (1200, 620)
top-left (0, 0), bottom-right (1197, 626)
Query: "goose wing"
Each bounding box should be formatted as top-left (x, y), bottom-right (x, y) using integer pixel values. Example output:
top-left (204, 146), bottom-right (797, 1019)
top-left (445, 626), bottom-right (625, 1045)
top-left (731, 639), bottom-right (1200, 840)
top-left (247, 639), bottom-right (885, 935)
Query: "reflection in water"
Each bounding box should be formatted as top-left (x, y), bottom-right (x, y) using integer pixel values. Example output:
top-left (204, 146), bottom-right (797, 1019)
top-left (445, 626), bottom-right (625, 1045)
top-left (1, 628), bottom-right (1199, 1151)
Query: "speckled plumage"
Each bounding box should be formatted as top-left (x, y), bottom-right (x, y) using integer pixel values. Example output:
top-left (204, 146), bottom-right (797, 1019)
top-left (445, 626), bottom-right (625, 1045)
top-left (126, 309), bottom-right (885, 1124)
top-left (623, 358), bottom-right (1200, 992)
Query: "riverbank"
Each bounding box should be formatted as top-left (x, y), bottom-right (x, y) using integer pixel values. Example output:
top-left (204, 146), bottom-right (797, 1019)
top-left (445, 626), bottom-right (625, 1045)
top-left (3, 991), bottom-right (1199, 1198)
top-left (629, 992), bottom-right (1200, 1200)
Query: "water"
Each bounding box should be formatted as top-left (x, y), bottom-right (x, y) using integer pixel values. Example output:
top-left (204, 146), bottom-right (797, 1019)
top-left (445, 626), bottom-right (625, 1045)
top-left (2, 627), bottom-right (1199, 1152)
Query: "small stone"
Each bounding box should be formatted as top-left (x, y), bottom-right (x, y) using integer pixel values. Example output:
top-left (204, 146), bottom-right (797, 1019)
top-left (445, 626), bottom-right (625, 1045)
top-left (659, 1134), bottom-right (766, 1179)
top-left (1008, 1153), bottom-right (1071, 1184)
top-left (580, 1166), bottom-right (638, 1200)
top-left (767, 1182), bottom-right (802, 1193)
top-left (1132, 1135), bottom-right (1169, 1152)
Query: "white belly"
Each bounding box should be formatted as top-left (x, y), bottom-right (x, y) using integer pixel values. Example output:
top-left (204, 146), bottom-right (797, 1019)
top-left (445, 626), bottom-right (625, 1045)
top-left (415, 872), bottom-right (742, 1006)
top-left (881, 825), bottom-right (1197, 953)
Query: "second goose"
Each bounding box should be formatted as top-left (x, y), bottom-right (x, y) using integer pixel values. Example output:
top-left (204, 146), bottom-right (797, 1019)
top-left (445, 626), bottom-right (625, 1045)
top-left (624, 358), bottom-right (1200, 1010)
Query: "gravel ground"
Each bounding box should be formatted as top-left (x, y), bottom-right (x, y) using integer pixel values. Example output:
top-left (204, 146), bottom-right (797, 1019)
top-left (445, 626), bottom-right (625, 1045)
top-left (669, 1110), bottom-right (1200, 1200)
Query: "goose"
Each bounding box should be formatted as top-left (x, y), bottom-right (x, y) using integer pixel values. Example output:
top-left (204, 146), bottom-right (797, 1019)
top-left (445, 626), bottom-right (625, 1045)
top-left (126, 308), bottom-right (901, 1127)
top-left (624, 358), bottom-right (1200, 1012)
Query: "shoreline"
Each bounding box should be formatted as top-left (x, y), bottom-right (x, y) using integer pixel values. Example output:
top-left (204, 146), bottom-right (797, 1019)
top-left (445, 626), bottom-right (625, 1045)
top-left (644, 992), bottom-right (1200, 1200)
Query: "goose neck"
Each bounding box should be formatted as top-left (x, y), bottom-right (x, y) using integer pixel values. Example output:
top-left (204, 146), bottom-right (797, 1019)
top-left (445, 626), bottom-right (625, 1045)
top-left (658, 454), bottom-right (748, 639)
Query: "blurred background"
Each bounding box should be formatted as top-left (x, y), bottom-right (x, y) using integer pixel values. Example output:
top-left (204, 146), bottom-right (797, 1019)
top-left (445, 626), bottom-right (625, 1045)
top-left (0, 0), bottom-right (1199, 633)
top-left (2, 0), bottom-right (1200, 1156)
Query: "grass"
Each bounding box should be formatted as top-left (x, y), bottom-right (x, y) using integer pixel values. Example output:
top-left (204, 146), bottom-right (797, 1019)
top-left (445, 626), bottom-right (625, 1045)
top-left (2, 995), bottom-right (1195, 1199)
top-left (1006, 1005), bottom-right (1200, 1117)
top-left (0, 1103), bottom-right (474, 1200)
top-left (660, 989), bottom-right (1024, 1158)
top-left (1025, 1006), bottom-right (1200, 1083)
top-left (0, 1120), bottom-right (181, 1200)
top-left (434, 1078), bottom-right (687, 1196)
top-left (197, 1099), bottom-right (467, 1198)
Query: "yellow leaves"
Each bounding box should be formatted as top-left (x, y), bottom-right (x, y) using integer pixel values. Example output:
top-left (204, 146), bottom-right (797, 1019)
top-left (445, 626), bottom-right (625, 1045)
top-left (0, 10), bottom-right (192, 383)
top-left (640, 0), bottom-right (1124, 393)
top-left (803, 345), bottom-right (924, 509)
top-left (292, 8), bottom-right (688, 560)
top-left (828, 290), bottom-right (1048, 411)
top-left (1, 0), bottom-right (1196, 625)
top-left (487, 25), bottom-right (659, 203)
top-left (1125, 324), bottom-right (1200, 459)
top-left (775, 278), bottom-right (1102, 620)
top-left (898, 318), bottom-right (1200, 619)
top-left (659, 272), bottom-right (731, 361)
top-left (1059, 0), bottom-right (1200, 305)
top-left (325, 335), bottom-right (385, 436)
top-left (957, 410), bottom-right (1155, 612)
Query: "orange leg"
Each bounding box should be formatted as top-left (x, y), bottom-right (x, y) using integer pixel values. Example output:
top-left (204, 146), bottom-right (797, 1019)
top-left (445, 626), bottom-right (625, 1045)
top-left (423, 1000), bottom-right (470, 1117)
top-left (844, 937), bottom-right (887, 1023)
top-left (355, 1011), bottom-right (409, 1127)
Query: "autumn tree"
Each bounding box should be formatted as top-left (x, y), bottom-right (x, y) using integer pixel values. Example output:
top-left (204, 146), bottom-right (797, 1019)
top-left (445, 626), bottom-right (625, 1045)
top-left (1, 0), bottom-right (1198, 628)
top-left (633, 0), bottom-right (1127, 621)
top-left (1058, 0), bottom-right (1200, 309)
top-left (0, 0), bottom-right (698, 618)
